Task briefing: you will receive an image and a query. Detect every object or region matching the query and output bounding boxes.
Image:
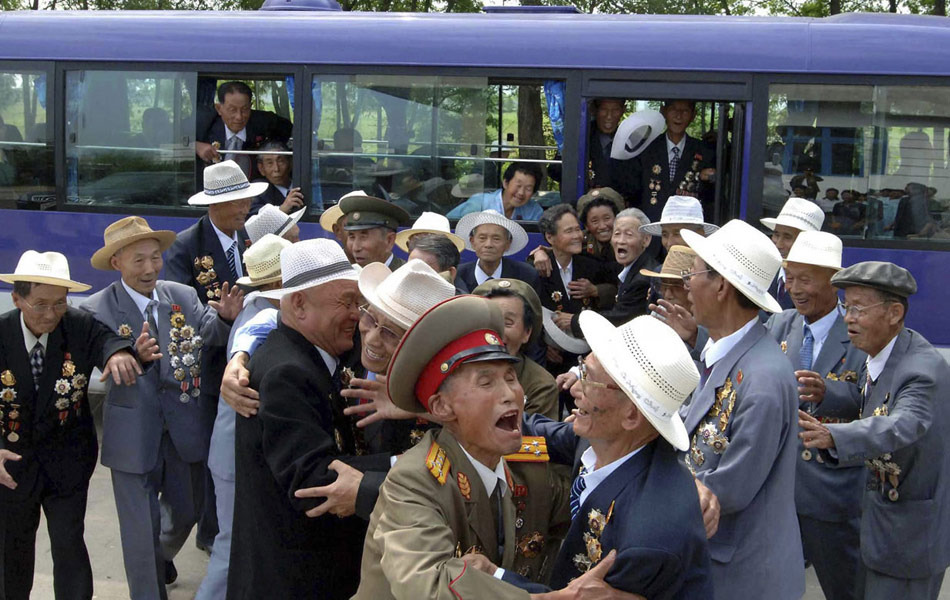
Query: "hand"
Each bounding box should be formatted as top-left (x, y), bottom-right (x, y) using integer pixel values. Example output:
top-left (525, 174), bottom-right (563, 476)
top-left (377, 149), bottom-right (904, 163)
top-left (799, 410), bottom-right (835, 449)
top-left (209, 281), bottom-right (244, 322)
top-left (280, 188), bottom-right (305, 213)
top-left (460, 552), bottom-right (497, 575)
top-left (695, 479), bottom-right (720, 539)
top-left (196, 140), bottom-right (221, 164)
top-left (564, 409), bottom-right (578, 423)
top-left (650, 299), bottom-right (698, 347)
top-left (795, 370), bottom-right (826, 404)
top-left (550, 550), bottom-right (646, 600)
top-left (0, 449), bottom-right (21, 489)
top-left (699, 167), bottom-right (716, 182)
top-left (100, 350), bottom-right (143, 386)
top-left (531, 246), bottom-right (553, 278)
top-left (553, 311), bottom-right (574, 332)
top-left (568, 279), bottom-right (598, 300)
top-left (134, 321), bottom-right (163, 365)
top-left (556, 371), bottom-right (578, 392)
top-left (295, 460), bottom-right (363, 518)
top-left (546, 346), bottom-right (564, 366)
top-left (341, 375), bottom-right (429, 426)
top-left (221, 352), bottom-right (260, 417)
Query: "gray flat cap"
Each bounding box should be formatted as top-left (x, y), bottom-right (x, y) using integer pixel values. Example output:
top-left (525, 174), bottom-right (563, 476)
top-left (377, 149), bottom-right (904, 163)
top-left (830, 261), bottom-right (917, 298)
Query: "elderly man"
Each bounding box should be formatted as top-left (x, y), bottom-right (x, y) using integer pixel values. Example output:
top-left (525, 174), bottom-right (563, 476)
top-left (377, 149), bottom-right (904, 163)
top-left (447, 162), bottom-right (545, 221)
top-left (250, 141), bottom-right (304, 216)
top-left (679, 219), bottom-right (804, 600)
top-left (455, 210), bottom-right (539, 292)
top-left (408, 234), bottom-right (463, 290)
top-left (318, 203), bottom-right (355, 263)
top-left (395, 211), bottom-right (465, 256)
top-left (761, 196), bottom-right (825, 310)
top-left (0, 250), bottom-right (148, 600)
top-left (800, 262), bottom-right (950, 600)
top-left (549, 98), bottom-right (625, 189)
top-left (765, 231), bottom-right (866, 600)
top-left (339, 192), bottom-right (410, 268)
top-left (639, 195), bottom-right (718, 253)
top-left (83, 216), bottom-right (243, 599)
top-left (244, 203), bottom-right (303, 245)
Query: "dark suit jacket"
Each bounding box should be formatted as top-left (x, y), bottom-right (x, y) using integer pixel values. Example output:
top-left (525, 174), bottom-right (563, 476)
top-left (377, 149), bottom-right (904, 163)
top-left (165, 214), bottom-right (248, 400)
top-left (249, 181), bottom-right (289, 216)
top-left (767, 273), bottom-right (796, 312)
top-left (571, 252), bottom-right (657, 335)
top-left (0, 308), bottom-right (130, 503)
top-left (537, 249), bottom-right (615, 316)
top-left (197, 110), bottom-right (292, 181)
top-left (229, 322), bottom-right (390, 600)
top-left (455, 258), bottom-right (540, 294)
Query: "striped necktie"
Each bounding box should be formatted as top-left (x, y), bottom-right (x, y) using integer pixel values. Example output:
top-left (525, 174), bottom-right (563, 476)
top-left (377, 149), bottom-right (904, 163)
top-left (226, 240), bottom-right (239, 280)
top-left (799, 325), bottom-right (814, 371)
top-left (570, 467), bottom-right (588, 520)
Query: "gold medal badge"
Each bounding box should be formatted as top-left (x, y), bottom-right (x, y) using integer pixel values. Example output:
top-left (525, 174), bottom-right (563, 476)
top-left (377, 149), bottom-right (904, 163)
top-left (457, 472), bottom-right (472, 500)
top-left (651, 164), bottom-right (662, 175)
top-left (200, 255), bottom-right (214, 270)
top-left (781, 341), bottom-right (788, 354)
top-left (1, 370), bottom-right (15, 387)
top-left (517, 532), bottom-right (544, 559)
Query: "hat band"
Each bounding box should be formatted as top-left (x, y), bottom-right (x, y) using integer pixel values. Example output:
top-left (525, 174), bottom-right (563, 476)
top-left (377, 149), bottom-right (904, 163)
top-left (205, 180), bottom-right (251, 196)
top-left (710, 250), bottom-right (769, 297)
top-left (282, 260), bottom-right (353, 288)
top-left (249, 265), bottom-right (282, 282)
top-left (273, 215), bottom-right (294, 236)
top-left (414, 329), bottom-right (507, 410)
top-left (780, 212), bottom-right (820, 230)
top-left (608, 358), bottom-right (675, 421)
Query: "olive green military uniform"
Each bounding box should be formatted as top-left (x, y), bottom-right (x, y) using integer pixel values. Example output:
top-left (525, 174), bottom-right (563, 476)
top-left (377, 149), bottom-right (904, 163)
top-left (516, 355), bottom-right (559, 421)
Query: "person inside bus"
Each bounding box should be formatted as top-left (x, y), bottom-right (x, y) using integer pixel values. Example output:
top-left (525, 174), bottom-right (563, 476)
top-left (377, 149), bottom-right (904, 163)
top-left (250, 141), bottom-right (305, 217)
top-left (320, 127), bottom-right (377, 203)
top-left (446, 161), bottom-right (544, 221)
top-left (608, 99), bottom-right (716, 243)
top-left (548, 97), bottom-right (626, 190)
top-left (195, 81), bottom-right (292, 182)
top-left (788, 166), bottom-right (822, 200)
top-left (893, 181), bottom-right (938, 238)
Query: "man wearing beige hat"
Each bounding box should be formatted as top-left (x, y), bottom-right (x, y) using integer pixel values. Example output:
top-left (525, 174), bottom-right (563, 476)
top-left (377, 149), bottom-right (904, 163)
top-left (679, 219), bottom-right (804, 600)
top-left (0, 250), bottom-right (149, 600)
top-left (82, 215), bottom-right (243, 599)
top-left (244, 203), bottom-right (303, 245)
top-left (454, 210), bottom-right (539, 293)
top-left (764, 231), bottom-right (866, 600)
top-left (761, 196), bottom-right (826, 310)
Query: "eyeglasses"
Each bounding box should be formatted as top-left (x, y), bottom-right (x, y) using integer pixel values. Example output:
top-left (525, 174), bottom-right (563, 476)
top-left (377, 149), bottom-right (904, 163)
top-left (21, 299), bottom-right (69, 315)
top-left (841, 302), bottom-right (887, 318)
top-left (577, 356), bottom-right (621, 396)
top-left (358, 305), bottom-right (403, 346)
top-left (680, 269), bottom-right (713, 288)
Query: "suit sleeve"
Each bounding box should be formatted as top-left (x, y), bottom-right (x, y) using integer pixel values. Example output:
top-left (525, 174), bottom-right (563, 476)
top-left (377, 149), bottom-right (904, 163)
top-left (164, 238), bottom-right (193, 287)
top-left (606, 547), bottom-right (685, 600)
top-left (191, 288), bottom-right (230, 349)
top-left (571, 275), bottom-right (649, 335)
top-left (813, 378), bottom-right (862, 421)
top-left (522, 413), bottom-right (578, 467)
top-left (356, 470), bottom-right (388, 521)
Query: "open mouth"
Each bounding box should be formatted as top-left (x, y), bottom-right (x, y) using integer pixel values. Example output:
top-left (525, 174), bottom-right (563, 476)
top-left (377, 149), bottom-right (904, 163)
top-left (365, 346), bottom-right (386, 362)
top-left (495, 409), bottom-right (521, 433)
top-left (615, 247), bottom-right (630, 259)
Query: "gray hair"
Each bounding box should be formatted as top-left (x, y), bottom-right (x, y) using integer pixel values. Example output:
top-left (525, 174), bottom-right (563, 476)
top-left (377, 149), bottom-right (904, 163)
top-left (616, 207), bottom-right (650, 226)
top-left (538, 203), bottom-right (578, 238)
top-left (410, 234), bottom-right (460, 270)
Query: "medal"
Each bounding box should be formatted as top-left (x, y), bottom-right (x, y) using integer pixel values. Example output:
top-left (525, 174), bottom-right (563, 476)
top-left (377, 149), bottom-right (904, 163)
top-left (191, 388), bottom-right (201, 398)
top-left (801, 449), bottom-right (813, 461)
top-left (515, 517), bottom-right (524, 529)
top-left (651, 164), bottom-right (661, 175)
top-left (7, 431), bottom-right (18, 443)
top-left (1, 370), bottom-right (16, 386)
top-left (888, 488), bottom-right (899, 502)
top-left (179, 393), bottom-right (190, 403)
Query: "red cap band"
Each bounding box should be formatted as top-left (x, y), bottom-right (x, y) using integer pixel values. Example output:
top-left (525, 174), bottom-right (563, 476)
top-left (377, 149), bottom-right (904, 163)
top-left (414, 329), bottom-right (506, 410)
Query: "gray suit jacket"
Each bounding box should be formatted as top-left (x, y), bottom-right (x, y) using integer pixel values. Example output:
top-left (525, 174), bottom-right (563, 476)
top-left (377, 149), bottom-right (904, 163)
top-left (766, 308), bottom-right (867, 521)
top-left (680, 321), bottom-right (804, 600)
top-left (81, 280), bottom-right (229, 474)
top-left (827, 328), bottom-right (950, 579)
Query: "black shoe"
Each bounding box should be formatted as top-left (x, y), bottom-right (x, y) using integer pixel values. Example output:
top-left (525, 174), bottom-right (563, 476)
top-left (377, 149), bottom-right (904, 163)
top-left (165, 560), bottom-right (178, 585)
top-left (196, 539), bottom-right (213, 556)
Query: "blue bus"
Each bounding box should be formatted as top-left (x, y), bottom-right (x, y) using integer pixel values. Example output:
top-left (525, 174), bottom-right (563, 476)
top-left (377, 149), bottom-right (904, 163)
top-left (0, 8), bottom-right (948, 351)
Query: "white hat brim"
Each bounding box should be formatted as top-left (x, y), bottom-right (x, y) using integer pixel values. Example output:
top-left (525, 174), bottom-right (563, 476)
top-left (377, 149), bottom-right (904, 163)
top-left (394, 229), bottom-right (465, 253)
top-left (357, 262), bottom-right (415, 331)
top-left (235, 273), bottom-right (283, 288)
top-left (188, 181), bottom-right (269, 206)
top-left (455, 213), bottom-right (529, 256)
top-left (580, 311), bottom-right (690, 451)
top-left (639, 221), bottom-right (719, 237)
top-left (760, 215), bottom-right (820, 233)
top-left (541, 307), bottom-right (590, 354)
top-left (0, 273), bottom-right (91, 293)
top-left (610, 111), bottom-right (667, 161)
top-left (258, 265), bottom-right (359, 299)
top-left (275, 206), bottom-right (306, 237)
top-left (681, 229), bottom-right (783, 314)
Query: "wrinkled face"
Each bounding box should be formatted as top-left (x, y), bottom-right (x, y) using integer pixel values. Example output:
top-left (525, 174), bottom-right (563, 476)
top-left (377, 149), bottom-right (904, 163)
top-left (208, 197), bottom-right (252, 234)
top-left (470, 224), bottom-right (512, 265)
top-left (685, 256), bottom-right (722, 328)
top-left (296, 280), bottom-right (361, 356)
top-left (258, 154), bottom-right (292, 187)
top-left (112, 238), bottom-right (163, 297)
top-left (585, 206), bottom-right (615, 244)
top-left (660, 224), bottom-right (705, 251)
top-left (358, 304), bottom-right (405, 374)
top-left (785, 262), bottom-right (838, 323)
top-left (215, 90), bottom-right (251, 134)
top-left (842, 286), bottom-right (901, 356)
top-left (547, 213), bottom-right (584, 256)
top-left (611, 217), bottom-right (648, 266)
top-left (501, 171), bottom-right (536, 209)
top-left (13, 283), bottom-right (69, 336)
top-left (594, 99), bottom-right (624, 136)
top-left (570, 354), bottom-right (632, 443)
top-left (346, 227), bottom-right (394, 267)
top-left (488, 295), bottom-right (531, 357)
top-left (771, 224), bottom-right (800, 259)
top-left (656, 278), bottom-right (691, 311)
top-left (661, 100), bottom-right (695, 138)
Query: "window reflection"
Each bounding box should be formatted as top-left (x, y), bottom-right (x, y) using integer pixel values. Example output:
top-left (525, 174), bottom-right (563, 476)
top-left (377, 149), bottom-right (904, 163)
top-left (0, 72), bottom-right (53, 210)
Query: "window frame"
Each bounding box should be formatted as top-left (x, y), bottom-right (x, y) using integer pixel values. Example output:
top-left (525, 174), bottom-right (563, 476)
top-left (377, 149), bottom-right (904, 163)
top-left (0, 60), bottom-right (56, 207)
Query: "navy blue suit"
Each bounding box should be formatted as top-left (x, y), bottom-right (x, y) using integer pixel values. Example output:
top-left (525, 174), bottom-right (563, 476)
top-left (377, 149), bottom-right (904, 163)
top-left (455, 258), bottom-right (540, 293)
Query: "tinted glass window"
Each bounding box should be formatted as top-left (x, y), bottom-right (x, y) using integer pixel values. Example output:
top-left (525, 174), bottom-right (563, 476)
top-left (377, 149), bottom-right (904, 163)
top-left (0, 71), bottom-right (53, 210)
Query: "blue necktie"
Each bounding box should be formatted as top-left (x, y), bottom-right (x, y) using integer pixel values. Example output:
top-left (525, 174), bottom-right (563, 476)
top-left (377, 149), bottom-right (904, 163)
top-left (799, 325), bottom-right (814, 371)
top-left (226, 240), bottom-right (239, 280)
top-left (570, 468), bottom-right (588, 520)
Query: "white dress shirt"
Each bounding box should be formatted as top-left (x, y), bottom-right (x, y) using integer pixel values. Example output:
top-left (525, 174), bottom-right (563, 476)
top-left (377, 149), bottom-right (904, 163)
top-left (20, 313), bottom-right (49, 354)
top-left (121, 279), bottom-right (159, 326)
top-left (314, 345), bottom-right (339, 378)
top-left (474, 261), bottom-right (503, 286)
top-left (210, 220), bottom-right (244, 278)
top-left (617, 263), bottom-right (632, 284)
top-left (866, 332), bottom-right (899, 383)
top-left (458, 444), bottom-right (508, 498)
top-left (225, 126), bottom-right (247, 146)
top-left (557, 257), bottom-right (574, 293)
top-left (576, 444), bottom-right (644, 508)
top-left (666, 134), bottom-right (686, 165)
top-left (802, 304), bottom-right (841, 366)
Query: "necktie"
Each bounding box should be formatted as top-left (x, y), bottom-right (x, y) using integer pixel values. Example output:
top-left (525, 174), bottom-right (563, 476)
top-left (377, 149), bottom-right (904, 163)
top-left (862, 371), bottom-right (874, 415)
top-left (225, 135), bottom-right (251, 177)
top-left (699, 360), bottom-right (712, 389)
top-left (145, 300), bottom-right (159, 339)
top-left (490, 483), bottom-right (505, 559)
top-left (570, 467), bottom-right (588, 520)
top-left (669, 146), bottom-right (680, 182)
top-left (226, 240), bottom-right (239, 280)
top-left (777, 278), bottom-right (787, 304)
top-left (799, 325), bottom-right (814, 371)
top-left (30, 342), bottom-right (44, 392)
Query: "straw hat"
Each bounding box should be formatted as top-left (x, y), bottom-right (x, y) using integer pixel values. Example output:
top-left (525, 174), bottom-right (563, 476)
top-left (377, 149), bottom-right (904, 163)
top-left (245, 203), bottom-right (306, 244)
top-left (319, 204), bottom-right (345, 233)
top-left (784, 231), bottom-right (842, 271)
top-left (639, 196), bottom-right (719, 236)
top-left (358, 259), bottom-right (456, 330)
top-left (760, 197), bottom-right (825, 232)
top-left (90, 216), bottom-right (177, 271)
top-left (394, 212), bottom-right (465, 253)
top-left (579, 312), bottom-right (699, 451)
top-left (681, 219), bottom-right (783, 313)
top-left (610, 110), bottom-right (666, 161)
top-left (259, 239), bottom-right (359, 299)
top-left (236, 234), bottom-right (292, 288)
top-left (0, 250), bottom-right (90, 292)
top-left (188, 160), bottom-right (268, 206)
top-left (640, 245), bottom-right (697, 280)
top-left (541, 307), bottom-right (590, 354)
top-left (455, 209), bottom-right (529, 256)
top-left (451, 173), bottom-right (484, 199)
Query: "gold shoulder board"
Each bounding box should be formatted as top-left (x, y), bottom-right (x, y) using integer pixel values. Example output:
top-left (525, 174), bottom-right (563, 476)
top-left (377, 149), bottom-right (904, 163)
top-left (504, 436), bottom-right (550, 463)
top-left (425, 441), bottom-right (450, 485)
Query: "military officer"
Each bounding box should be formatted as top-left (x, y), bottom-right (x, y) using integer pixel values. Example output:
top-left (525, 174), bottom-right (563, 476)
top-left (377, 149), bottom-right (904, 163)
top-left (765, 231), bottom-right (867, 600)
top-left (800, 262), bottom-right (950, 600)
top-left (761, 197), bottom-right (825, 310)
top-left (338, 191), bottom-right (411, 268)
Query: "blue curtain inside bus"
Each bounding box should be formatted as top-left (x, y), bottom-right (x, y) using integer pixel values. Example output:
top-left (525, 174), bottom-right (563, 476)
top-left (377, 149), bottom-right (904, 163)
top-left (543, 80), bottom-right (565, 153)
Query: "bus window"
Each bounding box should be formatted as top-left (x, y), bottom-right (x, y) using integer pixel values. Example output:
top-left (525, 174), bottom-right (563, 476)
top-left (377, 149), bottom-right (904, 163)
top-left (310, 74), bottom-right (562, 219)
top-left (0, 71), bottom-right (52, 210)
top-left (65, 70), bottom-right (197, 208)
top-left (765, 83), bottom-right (950, 243)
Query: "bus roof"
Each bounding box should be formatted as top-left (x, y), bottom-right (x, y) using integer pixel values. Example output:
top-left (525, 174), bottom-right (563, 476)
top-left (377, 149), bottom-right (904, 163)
top-left (0, 11), bottom-right (948, 75)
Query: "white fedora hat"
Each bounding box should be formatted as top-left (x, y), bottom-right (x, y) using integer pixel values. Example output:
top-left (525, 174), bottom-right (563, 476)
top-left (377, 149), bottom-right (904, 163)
top-left (259, 238), bottom-right (359, 299)
top-left (639, 196), bottom-right (719, 236)
top-left (610, 110), bottom-right (666, 161)
top-left (760, 197), bottom-right (825, 232)
top-left (188, 160), bottom-right (269, 206)
top-left (0, 250), bottom-right (90, 292)
top-left (541, 307), bottom-right (590, 355)
top-left (681, 219), bottom-right (783, 313)
top-left (236, 234), bottom-right (291, 288)
top-left (395, 212), bottom-right (465, 253)
top-left (785, 231), bottom-right (843, 271)
top-left (579, 312), bottom-right (699, 451)
top-left (245, 203), bottom-right (305, 244)
top-left (358, 259), bottom-right (456, 330)
top-left (455, 209), bottom-right (529, 256)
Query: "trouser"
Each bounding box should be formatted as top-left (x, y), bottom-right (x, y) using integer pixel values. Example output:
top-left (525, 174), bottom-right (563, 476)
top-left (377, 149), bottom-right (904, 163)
top-left (197, 392), bottom-right (219, 548)
top-left (195, 472), bottom-right (235, 600)
top-left (0, 477), bottom-right (92, 600)
top-left (799, 514), bottom-right (865, 600)
top-left (864, 569), bottom-right (945, 600)
top-left (111, 432), bottom-right (204, 600)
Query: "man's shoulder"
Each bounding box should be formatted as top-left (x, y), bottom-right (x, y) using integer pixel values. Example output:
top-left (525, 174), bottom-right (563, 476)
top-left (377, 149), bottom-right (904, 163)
top-left (735, 324), bottom-right (796, 383)
top-left (158, 280), bottom-right (202, 306)
top-left (503, 258), bottom-right (536, 278)
top-left (520, 357), bottom-right (556, 391)
top-left (170, 218), bottom-right (204, 248)
top-left (892, 329), bottom-right (950, 383)
top-left (386, 432), bottom-right (455, 491)
top-left (765, 309), bottom-right (799, 338)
